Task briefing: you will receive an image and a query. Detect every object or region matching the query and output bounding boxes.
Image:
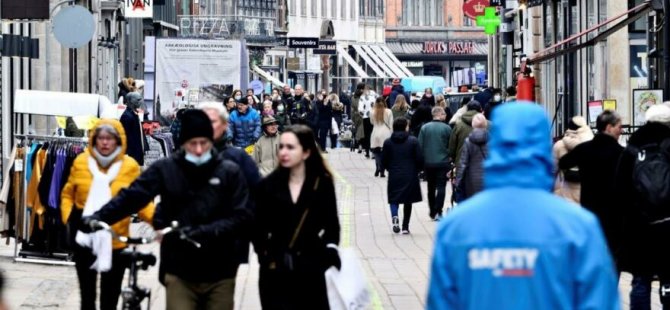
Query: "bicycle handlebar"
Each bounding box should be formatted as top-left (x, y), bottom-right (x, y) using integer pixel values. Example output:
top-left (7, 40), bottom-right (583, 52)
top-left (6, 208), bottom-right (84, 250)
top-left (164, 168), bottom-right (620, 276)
top-left (91, 220), bottom-right (201, 248)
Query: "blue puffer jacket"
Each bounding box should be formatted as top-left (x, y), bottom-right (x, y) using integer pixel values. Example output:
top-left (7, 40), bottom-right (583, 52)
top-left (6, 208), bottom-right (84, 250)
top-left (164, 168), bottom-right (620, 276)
top-left (229, 108), bottom-right (262, 148)
top-left (427, 104), bottom-right (620, 310)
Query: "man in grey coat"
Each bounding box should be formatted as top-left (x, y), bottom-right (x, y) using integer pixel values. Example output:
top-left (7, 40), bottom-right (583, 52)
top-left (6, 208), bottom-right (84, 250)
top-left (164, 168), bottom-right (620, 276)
top-left (418, 107), bottom-right (452, 220)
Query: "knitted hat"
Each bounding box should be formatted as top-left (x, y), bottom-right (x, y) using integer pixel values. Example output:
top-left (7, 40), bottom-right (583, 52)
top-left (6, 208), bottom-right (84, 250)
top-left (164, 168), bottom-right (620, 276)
top-left (178, 109), bottom-right (214, 145)
top-left (646, 104), bottom-right (670, 124)
top-left (472, 113), bottom-right (488, 129)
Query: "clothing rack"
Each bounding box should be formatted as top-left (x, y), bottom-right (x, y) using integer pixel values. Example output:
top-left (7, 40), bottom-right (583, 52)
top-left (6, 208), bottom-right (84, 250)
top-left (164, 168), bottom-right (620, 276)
top-left (12, 134), bottom-right (88, 266)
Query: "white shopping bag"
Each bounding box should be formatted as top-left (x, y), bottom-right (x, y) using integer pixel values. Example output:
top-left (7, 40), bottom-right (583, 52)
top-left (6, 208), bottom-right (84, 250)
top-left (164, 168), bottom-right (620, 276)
top-left (331, 118), bottom-right (340, 135)
top-left (325, 248), bottom-right (371, 310)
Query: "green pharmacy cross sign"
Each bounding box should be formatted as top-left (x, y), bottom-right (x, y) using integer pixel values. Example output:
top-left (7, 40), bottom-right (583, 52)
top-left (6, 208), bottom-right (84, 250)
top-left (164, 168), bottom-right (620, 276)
top-left (476, 7), bottom-right (501, 35)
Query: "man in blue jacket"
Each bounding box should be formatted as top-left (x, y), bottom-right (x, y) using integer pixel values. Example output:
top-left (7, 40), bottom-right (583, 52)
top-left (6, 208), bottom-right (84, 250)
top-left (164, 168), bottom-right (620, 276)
top-left (427, 103), bottom-right (620, 310)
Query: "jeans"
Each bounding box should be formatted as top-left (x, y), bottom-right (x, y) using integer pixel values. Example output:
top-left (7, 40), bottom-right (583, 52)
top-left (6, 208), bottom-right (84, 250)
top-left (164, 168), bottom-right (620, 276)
top-left (425, 167), bottom-right (449, 218)
top-left (372, 148), bottom-right (383, 173)
top-left (362, 118), bottom-right (373, 156)
top-left (74, 247), bottom-right (128, 310)
top-left (165, 274), bottom-right (235, 310)
top-left (317, 123), bottom-right (331, 151)
top-left (390, 203), bottom-right (413, 229)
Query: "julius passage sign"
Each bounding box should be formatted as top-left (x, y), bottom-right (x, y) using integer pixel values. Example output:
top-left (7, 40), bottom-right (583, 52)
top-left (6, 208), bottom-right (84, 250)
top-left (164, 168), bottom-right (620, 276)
top-left (126, 0), bottom-right (153, 18)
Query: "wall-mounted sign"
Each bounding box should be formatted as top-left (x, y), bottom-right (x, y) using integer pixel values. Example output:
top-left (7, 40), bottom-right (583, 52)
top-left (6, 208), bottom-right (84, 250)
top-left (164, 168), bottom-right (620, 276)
top-left (125, 0), bottom-right (153, 18)
top-left (476, 7), bottom-right (501, 35)
top-left (603, 99), bottom-right (617, 111)
top-left (463, 0), bottom-right (490, 20)
top-left (587, 100), bottom-right (603, 124)
top-left (422, 41), bottom-right (478, 55)
top-left (288, 37), bottom-right (319, 49)
top-left (179, 16), bottom-right (275, 39)
top-left (313, 40), bottom-right (336, 55)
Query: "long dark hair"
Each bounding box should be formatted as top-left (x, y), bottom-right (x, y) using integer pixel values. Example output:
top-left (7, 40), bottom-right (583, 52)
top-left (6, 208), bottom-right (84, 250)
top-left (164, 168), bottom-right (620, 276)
top-left (354, 83), bottom-right (366, 98)
top-left (281, 125), bottom-right (333, 180)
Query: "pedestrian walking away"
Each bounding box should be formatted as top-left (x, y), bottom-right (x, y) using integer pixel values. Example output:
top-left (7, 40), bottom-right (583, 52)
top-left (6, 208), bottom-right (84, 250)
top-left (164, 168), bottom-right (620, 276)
top-left (80, 109), bottom-right (252, 310)
top-left (61, 119), bottom-right (155, 310)
top-left (370, 97), bottom-right (393, 177)
top-left (254, 125), bottom-right (341, 310)
top-left (455, 113), bottom-right (489, 201)
top-left (418, 106), bottom-right (452, 220)
top-left (382, 118), bottom-right (424, 234)
top-left (427, 103), bottom-right (620, 310)
top-left (552, 115), bottom-right (593, 203)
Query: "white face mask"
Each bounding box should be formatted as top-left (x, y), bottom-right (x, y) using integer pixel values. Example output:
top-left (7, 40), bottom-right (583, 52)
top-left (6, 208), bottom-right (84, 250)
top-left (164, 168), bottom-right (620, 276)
top-left (494, 95), bottom-right (502, 102)
top-left (185, 149), bottom-right (212, 166)
top-left (235, 95), bottom-right (242, 100)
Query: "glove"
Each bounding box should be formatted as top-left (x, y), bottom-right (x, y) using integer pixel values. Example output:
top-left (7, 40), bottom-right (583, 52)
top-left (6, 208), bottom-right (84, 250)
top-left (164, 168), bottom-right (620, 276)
top-left (79, 216), bottom-right (101, 233)
top-left (325, 247), bottom-right (341, 270)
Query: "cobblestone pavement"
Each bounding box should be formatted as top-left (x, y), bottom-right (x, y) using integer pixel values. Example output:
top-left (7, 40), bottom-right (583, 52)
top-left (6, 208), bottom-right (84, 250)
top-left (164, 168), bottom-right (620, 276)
top-left (0, 148), bottom-right (660, 309)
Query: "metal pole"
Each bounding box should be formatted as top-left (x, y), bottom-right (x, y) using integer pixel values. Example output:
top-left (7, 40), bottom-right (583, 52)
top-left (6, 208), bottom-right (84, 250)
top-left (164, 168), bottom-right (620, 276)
top-left (664, 0), bottom-right (670, 100)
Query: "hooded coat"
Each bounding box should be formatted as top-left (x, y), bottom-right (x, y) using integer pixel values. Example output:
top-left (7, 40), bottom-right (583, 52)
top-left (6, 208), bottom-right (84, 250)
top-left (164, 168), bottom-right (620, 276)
top-left (389, 85), bottom-right (409, 108)
top-left (615, 122), bottom-right (670, 274)
top-left (428, 104), bottom-right (620, 310)
top-left (61, 119), bottom-right (154, 250)
top-left (455, 128), bottom-right (488, 199)
top-left (449, 110), bottom-right (479, 166)
top-left (382, 131), bottom-right (424, 204)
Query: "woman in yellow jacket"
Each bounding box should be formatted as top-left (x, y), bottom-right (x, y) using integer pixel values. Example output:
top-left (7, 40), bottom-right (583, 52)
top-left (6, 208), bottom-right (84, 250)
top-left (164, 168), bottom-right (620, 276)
top-left (61, 119), bottom-right (154, 310)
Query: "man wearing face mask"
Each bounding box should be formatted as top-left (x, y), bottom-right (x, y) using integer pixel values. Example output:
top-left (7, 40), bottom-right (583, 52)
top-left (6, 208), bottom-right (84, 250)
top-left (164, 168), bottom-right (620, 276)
top-left (120, 92), bottom-right (146, 166)
top-left (81, 109), bottom-right (252, 310)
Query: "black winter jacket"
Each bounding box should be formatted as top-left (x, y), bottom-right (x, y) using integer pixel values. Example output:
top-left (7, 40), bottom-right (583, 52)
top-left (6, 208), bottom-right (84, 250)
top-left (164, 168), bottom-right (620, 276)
top-left (94, 150), bottom-right (251, 282)
top-left (615, 122), bottom-right (670, 274)
top-left (559, 133), bottom-right (624, 257)
top-left (254, 169), bottom-right (340, 272)
top-left (382, 132), bottom-right (424, 204)
top-left (456, 128), bottom-right (488, 199)
top-left (120, 108), bottom-right (145, 166)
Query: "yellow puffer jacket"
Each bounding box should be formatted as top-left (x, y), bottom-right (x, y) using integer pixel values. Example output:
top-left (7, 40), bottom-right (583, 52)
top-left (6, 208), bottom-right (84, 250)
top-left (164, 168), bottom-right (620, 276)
top-left (61, 119), bottom-right (154, 249)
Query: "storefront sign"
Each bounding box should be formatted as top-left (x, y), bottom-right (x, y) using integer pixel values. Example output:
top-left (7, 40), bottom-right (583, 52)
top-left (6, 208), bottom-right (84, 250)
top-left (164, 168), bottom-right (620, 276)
top-left (422, 41), bottom-right (477, 55)
top-left (125, 0), bottom-right (153, 18)
top-left (313, 40), bottom-right (336, 55)
top-left (179, 15), bottom-right (275, 39)
top-left (288, 37), bottom-right (319, 48)
top-left (463, 0), bottom-right (489, 20)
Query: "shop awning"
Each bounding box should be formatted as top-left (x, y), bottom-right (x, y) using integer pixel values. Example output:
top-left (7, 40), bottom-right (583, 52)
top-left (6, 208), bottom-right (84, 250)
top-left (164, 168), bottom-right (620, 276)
top-left (337, 46), bottom-right (370, 79)
top-left (377, 45), bottom-right (414, 77)
top-left (363, 45), bottom-right (406, 78)
top-left (14, 89), bottom-right (105, 117)
top-left (351, 45), bottom-right (389, 78)
top-left (528, 1), bottom-right (652, 64)
top-left (251, 64), bottom-right (286, 87)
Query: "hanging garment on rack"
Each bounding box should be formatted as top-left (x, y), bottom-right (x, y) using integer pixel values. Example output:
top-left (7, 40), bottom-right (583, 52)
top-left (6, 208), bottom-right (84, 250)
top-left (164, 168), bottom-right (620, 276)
top-left (0, 144), bottom-right (18, 235)
top-left (48, 149), bottom-right (67, 209)
top-left (25, 143), bottom-right (39, 183)
top-left (26, 144), bottom-right (48, 230)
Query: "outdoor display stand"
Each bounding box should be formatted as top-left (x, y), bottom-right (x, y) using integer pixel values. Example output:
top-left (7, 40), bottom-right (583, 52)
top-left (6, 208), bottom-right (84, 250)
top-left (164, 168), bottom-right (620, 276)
top-left (8, 90), bottom-right (104, 266)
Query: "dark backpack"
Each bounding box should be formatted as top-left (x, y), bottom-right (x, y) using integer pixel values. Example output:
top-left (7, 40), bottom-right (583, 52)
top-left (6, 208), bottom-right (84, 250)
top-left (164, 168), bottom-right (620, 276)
top-left (631, 139), bottom-right (670, 224)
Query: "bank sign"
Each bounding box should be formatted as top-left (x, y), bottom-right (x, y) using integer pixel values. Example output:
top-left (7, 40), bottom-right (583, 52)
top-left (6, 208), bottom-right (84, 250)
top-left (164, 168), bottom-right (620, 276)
top-left (126, 0), bottom-right (153, 18)
top-left (422, 41), bottom-right (479, 55)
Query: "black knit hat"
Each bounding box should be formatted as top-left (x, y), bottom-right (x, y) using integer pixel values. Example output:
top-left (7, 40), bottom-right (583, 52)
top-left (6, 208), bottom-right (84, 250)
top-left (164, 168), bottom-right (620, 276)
top-left (178, 109), bottom-right (214, 145)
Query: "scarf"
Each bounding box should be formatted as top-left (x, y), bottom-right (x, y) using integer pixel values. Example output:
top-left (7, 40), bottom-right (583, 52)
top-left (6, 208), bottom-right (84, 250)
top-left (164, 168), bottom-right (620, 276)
top-left (75, 156), bottom-right (122, 272)
top-left (92, 147), bottom-right (122, 168)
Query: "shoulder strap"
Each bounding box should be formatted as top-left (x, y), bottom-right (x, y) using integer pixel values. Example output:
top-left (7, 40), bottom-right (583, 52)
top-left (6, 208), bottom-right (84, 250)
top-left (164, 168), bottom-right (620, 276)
top-left (287, 177), bottom-right (320, 249)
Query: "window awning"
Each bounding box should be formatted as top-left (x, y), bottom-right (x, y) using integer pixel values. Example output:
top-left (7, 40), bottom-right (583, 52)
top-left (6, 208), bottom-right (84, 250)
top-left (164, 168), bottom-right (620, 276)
top-left (358, 45), bottom-right (399, 77)
top-left (14, 89), bottom-right (105, 117)
top-left (364, 45), bottom-right (406, 78)
top-left (251, 65), bottom-right (286, 88)
top-left (351, 45), bottom-right (389, 78)
top-left (372, 45), bottom-right (414, 77)
top-left (528, 1), bottom-right (652, 64)
top-left (337, 46), bottom-right (370, 79)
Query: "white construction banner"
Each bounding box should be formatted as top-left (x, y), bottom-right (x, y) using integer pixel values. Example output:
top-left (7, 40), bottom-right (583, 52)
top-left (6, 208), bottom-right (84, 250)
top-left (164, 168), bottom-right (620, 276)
top-left (125, 0), bottom-right (153, 18)
top-left (155, 39), bottom-right (243, 118)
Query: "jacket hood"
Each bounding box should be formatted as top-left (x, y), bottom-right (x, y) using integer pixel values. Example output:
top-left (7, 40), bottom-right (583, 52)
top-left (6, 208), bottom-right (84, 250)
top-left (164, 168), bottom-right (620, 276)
top-left (391, 131), bottom-right (410, 143)
top-left (88, 119), bottom-right (128, 163)
top-left (562, 125), bottom-right (594, 151)
top-left (461, 110), bottom-right (479, 126)
top-left (484, 104), bottom-right (553, 191)
top-left (469, 128), bottom-right (488, 145)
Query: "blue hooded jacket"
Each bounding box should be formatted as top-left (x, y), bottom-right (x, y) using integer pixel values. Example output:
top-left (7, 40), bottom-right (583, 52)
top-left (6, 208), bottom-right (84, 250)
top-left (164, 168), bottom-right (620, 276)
top-left (427, 103), bottom-right (620, 310)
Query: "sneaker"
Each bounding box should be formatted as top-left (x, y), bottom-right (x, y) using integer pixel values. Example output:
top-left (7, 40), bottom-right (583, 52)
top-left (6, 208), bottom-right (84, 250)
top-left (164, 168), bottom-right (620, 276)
top-left (392, 216), bottom-right (400, 233)
top-left (402, 229), bottom-right (410, 234)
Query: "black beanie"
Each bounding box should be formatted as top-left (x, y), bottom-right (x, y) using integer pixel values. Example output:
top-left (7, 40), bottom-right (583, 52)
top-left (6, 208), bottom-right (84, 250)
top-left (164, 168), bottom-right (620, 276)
top-left (178, 109), bottom-right (214, 145)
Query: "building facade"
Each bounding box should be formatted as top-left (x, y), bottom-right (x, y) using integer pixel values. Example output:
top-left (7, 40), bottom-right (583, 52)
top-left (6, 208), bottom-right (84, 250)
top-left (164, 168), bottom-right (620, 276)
top-left (385, 0), bottom-right (488, 87)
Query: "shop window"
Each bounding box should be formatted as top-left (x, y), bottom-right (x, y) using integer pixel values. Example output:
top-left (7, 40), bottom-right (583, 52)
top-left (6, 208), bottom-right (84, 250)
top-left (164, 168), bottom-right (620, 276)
top-left (333, 0), bottom-right (338, 19)
top-left (322, 0), bottom-right (327, 17)
top-left (301, 0), bottom-right (306, 16)
top-left (629, 0), bottom-right (646, 32)
top-left (342, 0), bottom-right (347, 19)
top-left (544, 1), bottom-right (554, 47)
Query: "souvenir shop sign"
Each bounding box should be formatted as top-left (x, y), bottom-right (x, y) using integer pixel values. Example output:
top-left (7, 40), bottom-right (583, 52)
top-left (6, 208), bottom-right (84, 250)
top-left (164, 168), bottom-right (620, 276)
top-left (422, 41), bottom-right (478, 55)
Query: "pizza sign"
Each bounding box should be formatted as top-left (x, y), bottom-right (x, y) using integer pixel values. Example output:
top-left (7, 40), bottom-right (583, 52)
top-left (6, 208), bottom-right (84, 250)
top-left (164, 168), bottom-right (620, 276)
top-left (463, 0), bottom-right (490, 20)
top-left (125, 0), bottom-right (153, 18)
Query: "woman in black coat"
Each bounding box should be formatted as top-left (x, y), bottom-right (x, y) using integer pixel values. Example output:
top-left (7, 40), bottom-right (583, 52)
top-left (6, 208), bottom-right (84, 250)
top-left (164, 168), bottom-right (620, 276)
top-left (254, 125), bottom-right (341, 310)
top-left (455, 113), bottom-right (488, 200)
top-left (382, 117), bottom-right (424, 234)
